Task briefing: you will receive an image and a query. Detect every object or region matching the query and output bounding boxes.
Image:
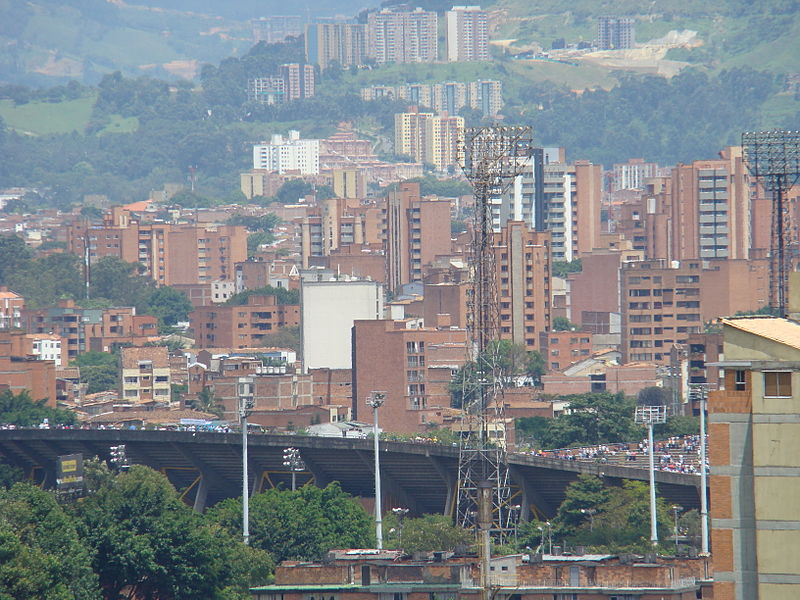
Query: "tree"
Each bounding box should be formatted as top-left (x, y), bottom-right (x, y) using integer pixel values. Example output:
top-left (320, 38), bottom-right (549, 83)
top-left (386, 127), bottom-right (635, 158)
top-left (76, 465), bottom-right (272, 600)
top-left (89, 256), bottom-right (153, 308)
top-left (385, 513), bottom-right (473, 553)
top-left (247, 231), bottom-right (275, 256)
top-left (226, 213), bottom-right (280, 232)
top-left (4, 253), bottom-right (84, 308)
top-left (656, 415), bottom-right (700, 437)
top-left (207, 483), bottom-right (374, 563)
top-left (537, 392), bottom-right (642, 448)
top-left (168, 190), bottom-right (216, 208)
top-left (0, 483), bottom-right (100, 599)
top-left (526, 476), bottom-right (673, 554)
top-left (526, 350), bottom-right (546, 384)
top-left (274, 179), bottom-right (314, 204)
top-left (0, 234), bottom-right (32, 284)
top-left (550, 259), bottom-right (582, 279)
top-left (583, 480), bottom-right (672, 552)
top-left (73, 352), bottom-right (119, 394)
top-left (191, 387), bottom-right (224, 418)
top-left (637, 386), bottom-right (671, 406)
top-left (515, 416), bottom-right (551, 447)
top-left (142, 286), bottom-right (193, 327)
top-left (0, 389), bottom-right (76, 426)
top-left (0, 461), bottom-right (23, 489)
top-left (450, 341), bottom-right (540, 408)
top-left (552, 316), bottom-right (578, 331)
top-left (257, 325), bottom-right (301, 353)
top-left (225, 285), bottom-right (299, 306)
top-left (552, 474), bottom-right (610, 537)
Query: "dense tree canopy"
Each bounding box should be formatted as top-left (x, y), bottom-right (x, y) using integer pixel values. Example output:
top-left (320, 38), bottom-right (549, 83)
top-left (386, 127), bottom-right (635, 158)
top-left (208, 483), bottom-right (374, 563)
top-left (450, 341), bottom-right (544, 408)
top-left (225, 285), bottom-right (299, 306)
top-left (0, 483), bottom-right (100, 600)
top-left (522, 392), bottom-right (643, 449)
top-left (517, 475), bottom-right (674, 554)
top-left (72, 351), bottom-right (119, 394)
top-left (384, 513), bottom-right (473, 553)
top-left (0, 390), bottom-right (76, 426)
top-left (76, 465), bottom-right (273, 600)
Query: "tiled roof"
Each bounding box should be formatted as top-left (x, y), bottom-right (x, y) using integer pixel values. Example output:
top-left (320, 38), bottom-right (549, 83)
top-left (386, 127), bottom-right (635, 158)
top-left (721, 316), bottom-right (800, 351)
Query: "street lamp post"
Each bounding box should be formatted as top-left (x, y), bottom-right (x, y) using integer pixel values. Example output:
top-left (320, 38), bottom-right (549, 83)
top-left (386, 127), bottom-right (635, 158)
top-left (635, 404), bottom-right (668, 546)
top-left (690, 384), bottom-right (710, 554)
top-left (238, 377), bottom-right (255, 545)
top-left (392, 507), bottom-right (409, 545)
top-left (580, 508), bottom-right (597, 532)
top-left (545, 521), bottom-right (552, 554)
top-left (282, 447), bottom-right (305, 491)
top-left (536, 523), bottom-right (552, 554)
top-left (509, 505), bottom-right (521, 545)
top-left (109, 445), bottom-right (129, 471)
top-left (366, 391), bottom-right (386, 549)
top-left (672, 504), bottom-right (683, 555)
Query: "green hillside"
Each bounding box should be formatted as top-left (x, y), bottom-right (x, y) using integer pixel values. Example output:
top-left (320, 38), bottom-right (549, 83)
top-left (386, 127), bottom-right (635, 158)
top-left (491, 0), bottom-right (800, 75)
top-left (0, 96), bottom-right (95, 135)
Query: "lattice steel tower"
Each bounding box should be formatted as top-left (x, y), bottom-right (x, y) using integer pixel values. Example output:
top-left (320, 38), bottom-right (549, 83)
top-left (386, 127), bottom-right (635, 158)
top-left (742, 130), bottom-right (800, 316)
top-left (455, 126), bottom-right (532, 548)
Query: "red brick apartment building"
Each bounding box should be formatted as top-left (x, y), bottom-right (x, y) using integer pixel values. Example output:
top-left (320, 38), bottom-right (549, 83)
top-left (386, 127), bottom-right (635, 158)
top-left (539, 330), bottom-right (593, 372)
top-left (190, 295), bottom-right (300, 349)
top-left (352, 319), bottom-right (468, 433)
top-left (611, 146), bottom-right (784, 263)
top-left (66, 207), bottom-right (247, 285)
top-left (494, 222), bottom-right (551, 353)
top-left (300, 197), bottom-right (383, 269)
top-left (25, 301), bottom-right (157, 360)
top-left (0, 331), bottom-right (57, 406)
top-left (251, 550), bottom-right (711, 600)
top-left (383, 182), bottom-right (452, 292)
top-left (621, 258), bottom-right (768, 364)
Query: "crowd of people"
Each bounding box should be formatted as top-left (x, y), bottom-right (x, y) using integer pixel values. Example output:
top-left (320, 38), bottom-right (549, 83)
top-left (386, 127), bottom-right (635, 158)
top-left (526, 434), bottom-right (708, 474)
top-left (1, 422), bottom-right (708, 473)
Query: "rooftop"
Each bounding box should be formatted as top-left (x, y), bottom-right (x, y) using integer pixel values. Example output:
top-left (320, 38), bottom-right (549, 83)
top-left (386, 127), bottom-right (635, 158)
top-left (120, 346), bottom-right (170, 369)
top-left (720, 316), bottom-right (800, 351)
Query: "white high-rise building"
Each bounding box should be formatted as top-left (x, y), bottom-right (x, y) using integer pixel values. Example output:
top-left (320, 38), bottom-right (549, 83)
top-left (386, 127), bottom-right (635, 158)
top-left (367, 8), bottom-right (438, 64)
top-left (301, 279), bottom-right (384, 371)
top-left (496, 148), bottom-right (602, 261)
top-left (253, 130), bottom-right (320, 175)
top-left (446, 6), bottom-right (489, 62)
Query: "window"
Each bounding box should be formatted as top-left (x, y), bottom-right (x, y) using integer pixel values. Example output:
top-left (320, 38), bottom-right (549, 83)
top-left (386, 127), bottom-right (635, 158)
top-left (735, 369), bottom-right (747, 391)
top-left (764, 371), bottom-right (792, 397)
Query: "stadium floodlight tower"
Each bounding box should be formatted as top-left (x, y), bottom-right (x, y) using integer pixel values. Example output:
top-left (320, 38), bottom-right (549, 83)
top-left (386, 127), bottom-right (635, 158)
top-left (456, 125), bottom-right (532, 599)
top-left (635, 404), bottom-right (668, 546)
top-left (742, 130), bottom-right (800, 316)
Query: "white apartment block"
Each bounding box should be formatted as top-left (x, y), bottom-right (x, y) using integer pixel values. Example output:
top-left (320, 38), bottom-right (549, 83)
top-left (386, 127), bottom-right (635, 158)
top-left (253, 130), bottom-right (320, 175)
top-left (301, 279), bottom-right (384, 370)
top-left (29, 335), bottom-right (63, 367)
top-left (367, 8), bottom-right (438, 64)
top-left (496, 149), bottom-right (601, 262)
top-left (611, 159), bottom-right (660, 191)
top-left (446, 6), bottom-right (489, 62)
top-left (361, 80), bottom-right (503, 117)
top-left (247, 77), bottom-right (286, 105)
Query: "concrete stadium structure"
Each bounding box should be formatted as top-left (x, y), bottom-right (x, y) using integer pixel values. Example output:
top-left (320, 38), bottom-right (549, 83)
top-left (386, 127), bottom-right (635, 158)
top-left (0, 429), bottom-right (703, 515)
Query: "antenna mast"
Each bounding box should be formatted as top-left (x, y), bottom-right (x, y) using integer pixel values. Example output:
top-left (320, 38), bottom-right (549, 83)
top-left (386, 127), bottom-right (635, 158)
top-left (455, 126), bottom-right (532, 557)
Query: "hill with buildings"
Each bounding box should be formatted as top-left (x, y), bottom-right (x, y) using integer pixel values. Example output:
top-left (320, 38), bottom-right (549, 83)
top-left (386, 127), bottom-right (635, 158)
top-left (490, 0), bottom-right (800, 75)
top-left (0, 0), bottom-right (375, 86)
